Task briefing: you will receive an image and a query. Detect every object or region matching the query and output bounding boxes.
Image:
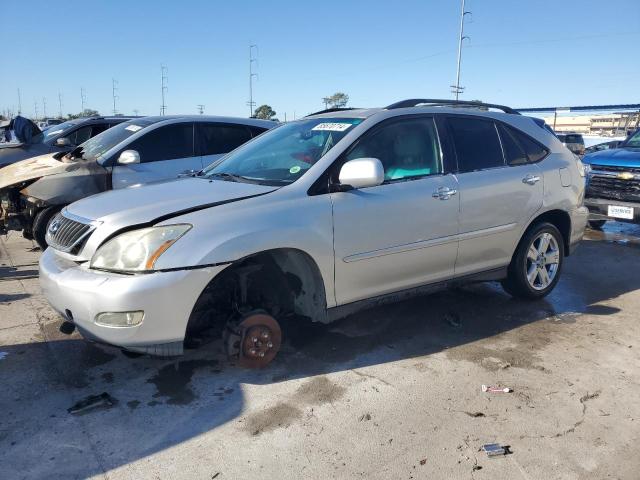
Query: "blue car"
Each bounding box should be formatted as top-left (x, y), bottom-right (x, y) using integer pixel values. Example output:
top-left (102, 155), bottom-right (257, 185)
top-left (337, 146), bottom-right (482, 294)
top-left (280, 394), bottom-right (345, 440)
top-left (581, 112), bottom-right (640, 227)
top-left (582, 129), bottom-right (640, 228)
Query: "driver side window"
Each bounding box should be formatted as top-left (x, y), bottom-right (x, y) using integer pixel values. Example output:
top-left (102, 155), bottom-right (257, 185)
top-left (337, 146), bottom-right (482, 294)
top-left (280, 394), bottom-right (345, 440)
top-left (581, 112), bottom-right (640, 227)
top-left (345, 117), bottom-right (442, 182)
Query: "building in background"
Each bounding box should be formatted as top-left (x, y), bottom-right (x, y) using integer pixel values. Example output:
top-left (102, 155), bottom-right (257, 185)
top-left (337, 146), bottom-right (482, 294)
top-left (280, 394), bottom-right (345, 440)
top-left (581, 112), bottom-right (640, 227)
top-left (541, 112), bottom-right (640, 135)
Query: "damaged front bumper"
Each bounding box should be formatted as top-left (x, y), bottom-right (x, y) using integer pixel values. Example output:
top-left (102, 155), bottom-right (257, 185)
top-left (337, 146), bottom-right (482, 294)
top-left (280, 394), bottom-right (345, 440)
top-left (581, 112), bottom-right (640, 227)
top-left (39, 248), bottom-right (227, 356)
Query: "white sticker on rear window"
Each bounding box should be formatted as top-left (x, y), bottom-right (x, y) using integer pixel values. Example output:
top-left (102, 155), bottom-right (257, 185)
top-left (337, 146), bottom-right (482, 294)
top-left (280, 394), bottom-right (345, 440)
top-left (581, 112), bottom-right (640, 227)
top-left (125, 125), bottom-right (143, 132)
top-left (311, 123), bottom-right (352, 132)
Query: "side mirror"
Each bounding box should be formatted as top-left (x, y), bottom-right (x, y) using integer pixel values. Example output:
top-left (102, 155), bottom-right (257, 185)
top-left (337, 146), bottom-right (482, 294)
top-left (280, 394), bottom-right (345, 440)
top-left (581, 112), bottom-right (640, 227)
top-left (118, 150), bottom-right (140, 165)
top-left (55, 137), bottom-right (72, 147)
top-left (337, 158), bottom-right (385, 190)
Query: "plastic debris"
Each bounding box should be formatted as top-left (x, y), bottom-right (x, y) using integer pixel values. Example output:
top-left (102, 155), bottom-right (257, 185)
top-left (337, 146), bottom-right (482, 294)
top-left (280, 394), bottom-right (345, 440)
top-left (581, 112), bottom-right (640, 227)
top-left (482, 443), bottom-right (507, 457)
top-left (482, 384), bottom-right (512, 393)
top-left (68, 392), bottom-right (116, 415)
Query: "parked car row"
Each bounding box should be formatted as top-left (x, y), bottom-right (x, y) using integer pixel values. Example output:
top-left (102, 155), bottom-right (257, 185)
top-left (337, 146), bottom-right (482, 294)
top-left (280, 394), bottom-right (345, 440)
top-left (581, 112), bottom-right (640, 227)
top-left (0, 116), bottom-right (274, 247)
top-left (0, 99), bottom-right (585, 368)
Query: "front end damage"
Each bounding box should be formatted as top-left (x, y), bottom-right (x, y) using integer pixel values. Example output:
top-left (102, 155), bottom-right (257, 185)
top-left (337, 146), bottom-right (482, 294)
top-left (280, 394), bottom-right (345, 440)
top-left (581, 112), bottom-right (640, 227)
top-left (0, 181), bottom-right (45, 238)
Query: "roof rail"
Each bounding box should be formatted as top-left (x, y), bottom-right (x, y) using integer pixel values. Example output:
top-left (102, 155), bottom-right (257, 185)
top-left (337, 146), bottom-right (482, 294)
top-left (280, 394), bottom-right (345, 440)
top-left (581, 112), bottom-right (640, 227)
top-left (385, 99), bottom-right (520, 115)
top-left (306, 107), bottom-right (358, 117)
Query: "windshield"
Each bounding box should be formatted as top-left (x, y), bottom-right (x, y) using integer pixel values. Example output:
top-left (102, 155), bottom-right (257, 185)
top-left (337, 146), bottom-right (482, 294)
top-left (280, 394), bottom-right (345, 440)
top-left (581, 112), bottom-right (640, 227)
top-left (201, 117), bottom-right (363, 185)
top-left (71, 119), bottom-right (157, 162)
top-left (623, 130), bottom-right (640, 148)
top-left (31, 120), bottom-right (81, 145)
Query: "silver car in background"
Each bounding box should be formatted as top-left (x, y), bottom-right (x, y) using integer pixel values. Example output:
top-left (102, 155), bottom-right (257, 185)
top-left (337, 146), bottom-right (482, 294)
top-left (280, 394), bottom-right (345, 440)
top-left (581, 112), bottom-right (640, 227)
top-left (39, 99), bottom-right (588, 367)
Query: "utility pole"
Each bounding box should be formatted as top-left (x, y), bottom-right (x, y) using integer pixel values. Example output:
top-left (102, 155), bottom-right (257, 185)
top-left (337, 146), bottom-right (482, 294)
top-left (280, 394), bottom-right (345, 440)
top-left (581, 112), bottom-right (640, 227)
top-left (34, 101), bottom-right (39, 121)
top-left (58, 92), bottom-right (63, 118)
top-left (112, 78), bottom-right (119, 115)
top-left (247, 44), bottom-right (258, 117)
top-left (42, 98), bottom-right (47, 119)
top-left (17, 89), bottom-right (22, 115)
top-left (160, 65), bottom-right (168, 115)
top-left (451, 0), bottom-right (471, 100)
top-left (133, 109), bottom-right (139, 116)
top-left (80, 87), bottom-right (86, 113)
top-left (197, 104), bottom-right (204, 115)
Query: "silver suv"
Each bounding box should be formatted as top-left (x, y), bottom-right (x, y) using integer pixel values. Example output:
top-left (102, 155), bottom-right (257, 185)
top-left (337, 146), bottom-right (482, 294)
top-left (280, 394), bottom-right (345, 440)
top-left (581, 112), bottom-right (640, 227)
top-left (39, 99), bottom-right (589, 366)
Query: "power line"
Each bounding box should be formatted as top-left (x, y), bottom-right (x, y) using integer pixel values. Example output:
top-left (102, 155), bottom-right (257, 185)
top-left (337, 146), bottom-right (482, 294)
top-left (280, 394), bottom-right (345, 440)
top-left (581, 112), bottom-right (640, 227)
top-left (17, 89), bottom-right (22, 115)
top-left (197, 104), bottom-right (204, 114)
top-left (58, 92), bottom-right (63, 118)
top-left (160, 65), bottom-right (168, 115)
top-left (247, 44), bottom-right (258, 117)
top-left (42, 98), bottom-right (47, 119)
top-left (80, 87), bottom-right (86, 113)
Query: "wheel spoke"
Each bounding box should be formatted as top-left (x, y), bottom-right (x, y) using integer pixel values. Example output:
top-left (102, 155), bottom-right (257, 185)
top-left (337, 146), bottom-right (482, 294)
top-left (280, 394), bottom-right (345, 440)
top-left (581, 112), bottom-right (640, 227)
top-left (527, 265), bottom-right (539, 285)
top-left (538, 233), bottom-right (551, 254)
top-left (538, 266), bottom-right (551, 286)
top-left (545, 250), bottom-right (559, 265)
top-left (527, 245), bottom-right (539, 262)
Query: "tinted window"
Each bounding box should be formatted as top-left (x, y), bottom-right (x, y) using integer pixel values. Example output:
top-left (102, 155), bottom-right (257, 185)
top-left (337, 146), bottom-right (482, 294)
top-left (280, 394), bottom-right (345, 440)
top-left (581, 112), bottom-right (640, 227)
top-left (498, 124), bottom-right (528, 166)
top-left (508, 126), bottom-right (548, 162)
top-left (345, 117), bottom-right (442, 181)
top-left (196, 123), bottom-right (251, 156)
top-left (248, 126), bottom-right (268, 138)
top-left (67, 126), bottom-right (92, 145)
top-left (448, 117), bottom-right (504, 172)
top-left (127, 123), bottom-right (194, 163)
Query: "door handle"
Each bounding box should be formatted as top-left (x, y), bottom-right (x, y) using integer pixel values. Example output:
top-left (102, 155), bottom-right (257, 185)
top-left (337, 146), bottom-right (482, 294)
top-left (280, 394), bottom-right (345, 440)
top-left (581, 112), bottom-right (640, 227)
top-left (432, 186), bottom-right (458, 200)
top-left (522, 174), bottom-right (541, 185)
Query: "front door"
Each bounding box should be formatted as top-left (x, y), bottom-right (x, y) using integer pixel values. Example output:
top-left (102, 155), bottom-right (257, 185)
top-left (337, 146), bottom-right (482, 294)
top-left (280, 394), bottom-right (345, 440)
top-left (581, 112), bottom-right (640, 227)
top-left (331, 116), bottom-right (460, 306)
top-left (112, 122), bottom-right (199, 189)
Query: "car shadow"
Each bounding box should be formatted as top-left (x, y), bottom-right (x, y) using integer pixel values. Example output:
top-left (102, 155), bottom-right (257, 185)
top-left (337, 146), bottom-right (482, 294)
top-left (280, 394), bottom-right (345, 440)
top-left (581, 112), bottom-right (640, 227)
top-left (1, 223), bottom-right (639, 478)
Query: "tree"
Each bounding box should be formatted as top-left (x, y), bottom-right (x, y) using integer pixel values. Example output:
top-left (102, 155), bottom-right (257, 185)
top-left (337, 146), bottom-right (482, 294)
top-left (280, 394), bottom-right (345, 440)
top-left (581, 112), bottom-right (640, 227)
top-left (66, 109), bottom-right (100, 119)
top-left (253, 104), bottom-right (277, 120)
top-left (322, 92), bottom-right (349, 109)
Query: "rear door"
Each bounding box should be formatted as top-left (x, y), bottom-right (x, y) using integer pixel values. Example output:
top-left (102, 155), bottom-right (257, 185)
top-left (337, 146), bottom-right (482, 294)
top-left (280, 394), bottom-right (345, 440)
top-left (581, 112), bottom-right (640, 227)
top-left (444, 116), bottom-right (544, 276)
top-left (111, 122), bottom-right (197, 188)
top-left (196, 122), bottom-right (254, 169)
top-left (331, 115), bottom-right (460, 305)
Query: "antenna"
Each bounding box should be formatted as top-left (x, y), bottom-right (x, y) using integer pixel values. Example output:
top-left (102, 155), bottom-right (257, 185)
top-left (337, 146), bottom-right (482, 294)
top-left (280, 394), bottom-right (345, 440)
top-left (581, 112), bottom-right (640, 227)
top-left (451, 0), bottom-right (471, 100)
top-left (112, 78), bottom-right (119, 115)
top-left (160, 65), bottom-right (168, 115)
top-left (17, 89), bottom-right (22, 115)
top-left (197, 104), bottom-right (204, 115)
top-left (80, 87), bottom-right (86, 113)
top-left (247, 44), bottom-right (258, 117)
top-left (58, 92), bottom-right (63, 118)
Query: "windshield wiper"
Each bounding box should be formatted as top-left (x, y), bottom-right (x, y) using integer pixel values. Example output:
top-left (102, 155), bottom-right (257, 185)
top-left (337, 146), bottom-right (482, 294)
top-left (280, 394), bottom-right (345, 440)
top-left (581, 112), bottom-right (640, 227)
top-left (208, 172), bottom-right (251, 183)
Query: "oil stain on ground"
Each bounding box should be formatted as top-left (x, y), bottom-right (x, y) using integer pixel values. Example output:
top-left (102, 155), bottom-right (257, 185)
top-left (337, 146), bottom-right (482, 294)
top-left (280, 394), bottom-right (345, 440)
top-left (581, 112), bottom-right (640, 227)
top-left (147, 359), bottom-right (219, 405)
top-left (243, 376), bottom-right (346, 436)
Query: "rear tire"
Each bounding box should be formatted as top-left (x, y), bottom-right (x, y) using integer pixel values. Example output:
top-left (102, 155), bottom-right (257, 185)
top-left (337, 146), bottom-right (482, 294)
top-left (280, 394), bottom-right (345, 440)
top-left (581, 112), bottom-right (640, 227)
top-left (501, 222), bottom-right (564, 300)
top-left (588, 220), bottom-right (607, 230)
top-left (32, 207), bottom-right (61, 250)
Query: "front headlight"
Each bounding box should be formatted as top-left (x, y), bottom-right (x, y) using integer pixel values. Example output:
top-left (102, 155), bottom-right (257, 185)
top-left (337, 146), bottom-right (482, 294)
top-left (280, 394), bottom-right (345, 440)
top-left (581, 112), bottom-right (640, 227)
top-left (90, 224), bottom-right (191, 272)
top-left (575, 156), bottom-right (589, 177)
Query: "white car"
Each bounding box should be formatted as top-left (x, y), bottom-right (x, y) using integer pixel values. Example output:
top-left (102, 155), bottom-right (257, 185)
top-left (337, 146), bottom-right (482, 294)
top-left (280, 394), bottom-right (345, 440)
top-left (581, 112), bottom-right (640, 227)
top-left (40, 99), bottom-right (588, 367)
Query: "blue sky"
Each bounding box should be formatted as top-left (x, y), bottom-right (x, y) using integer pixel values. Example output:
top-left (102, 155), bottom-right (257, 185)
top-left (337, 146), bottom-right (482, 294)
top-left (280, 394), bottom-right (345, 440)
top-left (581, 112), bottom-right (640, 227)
top-left (1, 0), bottom-right (639, 119)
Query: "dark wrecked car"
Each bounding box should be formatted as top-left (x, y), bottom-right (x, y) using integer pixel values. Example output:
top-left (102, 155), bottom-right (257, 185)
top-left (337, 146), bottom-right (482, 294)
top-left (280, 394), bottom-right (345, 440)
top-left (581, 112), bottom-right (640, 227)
top-left (0, 115), bottom-right (275, 248)
top-left (0, 116), bottom-right (134, 168)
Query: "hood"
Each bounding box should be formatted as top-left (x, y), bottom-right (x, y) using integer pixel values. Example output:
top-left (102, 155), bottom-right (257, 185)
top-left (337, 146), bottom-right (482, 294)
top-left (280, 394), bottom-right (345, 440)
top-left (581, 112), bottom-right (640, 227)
top-left (66, 177), bottom-right (277, 230)
top-left (0, 153), bottom-right (71, 189)
top-left (584, 147), bottom-right (640, 168)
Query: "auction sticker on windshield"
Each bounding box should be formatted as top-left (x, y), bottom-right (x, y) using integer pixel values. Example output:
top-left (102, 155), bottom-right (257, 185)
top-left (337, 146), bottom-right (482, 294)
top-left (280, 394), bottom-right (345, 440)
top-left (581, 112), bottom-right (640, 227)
top-left (125, 125), bottom-right (143, 132)
top-left (311, 123), bottom-right (353, 132)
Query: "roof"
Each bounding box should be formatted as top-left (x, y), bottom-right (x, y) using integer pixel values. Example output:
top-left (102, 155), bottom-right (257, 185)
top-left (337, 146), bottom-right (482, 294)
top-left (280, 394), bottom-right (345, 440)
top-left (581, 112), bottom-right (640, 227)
top-left (140, 115), bottom-right (276, 128)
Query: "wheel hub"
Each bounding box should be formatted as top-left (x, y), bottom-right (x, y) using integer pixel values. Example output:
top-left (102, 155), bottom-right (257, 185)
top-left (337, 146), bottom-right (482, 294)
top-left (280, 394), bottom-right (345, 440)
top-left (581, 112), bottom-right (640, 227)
top-left (226, 312), bottom-right (282, 369)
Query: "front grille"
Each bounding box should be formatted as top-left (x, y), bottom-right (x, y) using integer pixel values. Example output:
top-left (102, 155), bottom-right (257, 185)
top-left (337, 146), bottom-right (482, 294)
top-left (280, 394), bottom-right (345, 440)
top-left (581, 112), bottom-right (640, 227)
top-left (45, 213), bottom-right (94, 254)
top-left (586, 174), bottom-right (640, 202)
top-left (590, 164), bottom-right (640, 175)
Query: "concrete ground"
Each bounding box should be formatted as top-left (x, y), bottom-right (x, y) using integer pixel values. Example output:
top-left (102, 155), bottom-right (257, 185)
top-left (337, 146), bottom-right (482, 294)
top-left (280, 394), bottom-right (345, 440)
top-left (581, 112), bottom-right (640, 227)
top-left (1, 223), bottom-right (640, 480)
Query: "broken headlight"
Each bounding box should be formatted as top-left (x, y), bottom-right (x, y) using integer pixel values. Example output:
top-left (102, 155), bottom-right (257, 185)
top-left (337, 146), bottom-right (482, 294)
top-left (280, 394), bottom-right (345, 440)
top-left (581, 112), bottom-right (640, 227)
top-left (90, 224), bottom-right (191, 272)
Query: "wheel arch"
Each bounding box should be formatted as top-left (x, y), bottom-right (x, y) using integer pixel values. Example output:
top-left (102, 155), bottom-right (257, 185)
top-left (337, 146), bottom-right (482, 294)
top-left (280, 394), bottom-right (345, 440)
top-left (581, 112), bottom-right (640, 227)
top-left (522, 209), bottom-right (571, 256)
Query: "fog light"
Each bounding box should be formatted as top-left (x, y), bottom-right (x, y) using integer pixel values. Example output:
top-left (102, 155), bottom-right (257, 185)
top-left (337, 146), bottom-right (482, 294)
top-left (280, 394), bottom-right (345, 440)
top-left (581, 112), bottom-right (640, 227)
top-left (95, 311), bottom-right (144, 327)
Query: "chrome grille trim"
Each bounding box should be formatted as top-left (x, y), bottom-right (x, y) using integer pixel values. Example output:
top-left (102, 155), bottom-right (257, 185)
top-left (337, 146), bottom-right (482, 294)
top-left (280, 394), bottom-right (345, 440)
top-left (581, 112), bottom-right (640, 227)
top-left (45, 212), bottom-right (95, 254)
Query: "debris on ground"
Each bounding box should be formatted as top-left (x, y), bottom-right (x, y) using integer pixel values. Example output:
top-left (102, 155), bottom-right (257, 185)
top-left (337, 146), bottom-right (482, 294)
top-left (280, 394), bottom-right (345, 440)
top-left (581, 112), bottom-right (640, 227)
top-left (481, 443), bottom-right (510, 457)
top-left (68, 392), bottom-right (116, 415)
top-left (443, 312), bottom-right (461, 328)
top-left (464, 411), bottom-right (485, 418)
top-left (419, 458), bottom-right (427, 465)
top-left (358, 413), bottom-right (372, 422)
top-left (482, 384), bottom-right (512, 393)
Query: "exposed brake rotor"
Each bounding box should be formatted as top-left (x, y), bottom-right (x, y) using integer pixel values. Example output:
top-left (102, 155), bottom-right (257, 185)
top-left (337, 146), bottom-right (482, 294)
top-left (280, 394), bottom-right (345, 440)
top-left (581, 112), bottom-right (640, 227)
top-left (224, 312), bottom-right (282, 369)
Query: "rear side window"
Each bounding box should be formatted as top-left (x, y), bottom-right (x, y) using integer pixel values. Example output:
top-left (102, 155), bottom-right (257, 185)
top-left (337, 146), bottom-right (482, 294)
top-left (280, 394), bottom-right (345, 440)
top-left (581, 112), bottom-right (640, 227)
top-left (448, 117), bottom-right (504, 172)
top-left (507, 125), bottom-right (548, 162)
top-left (497, 124), bottom-right (528, 166)
top-left (196, 123), bottom-right (252, 156)
top-left (248, 126), bottom-right (268, 138)
top-left (128, 123), bottom-right (194, 163)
